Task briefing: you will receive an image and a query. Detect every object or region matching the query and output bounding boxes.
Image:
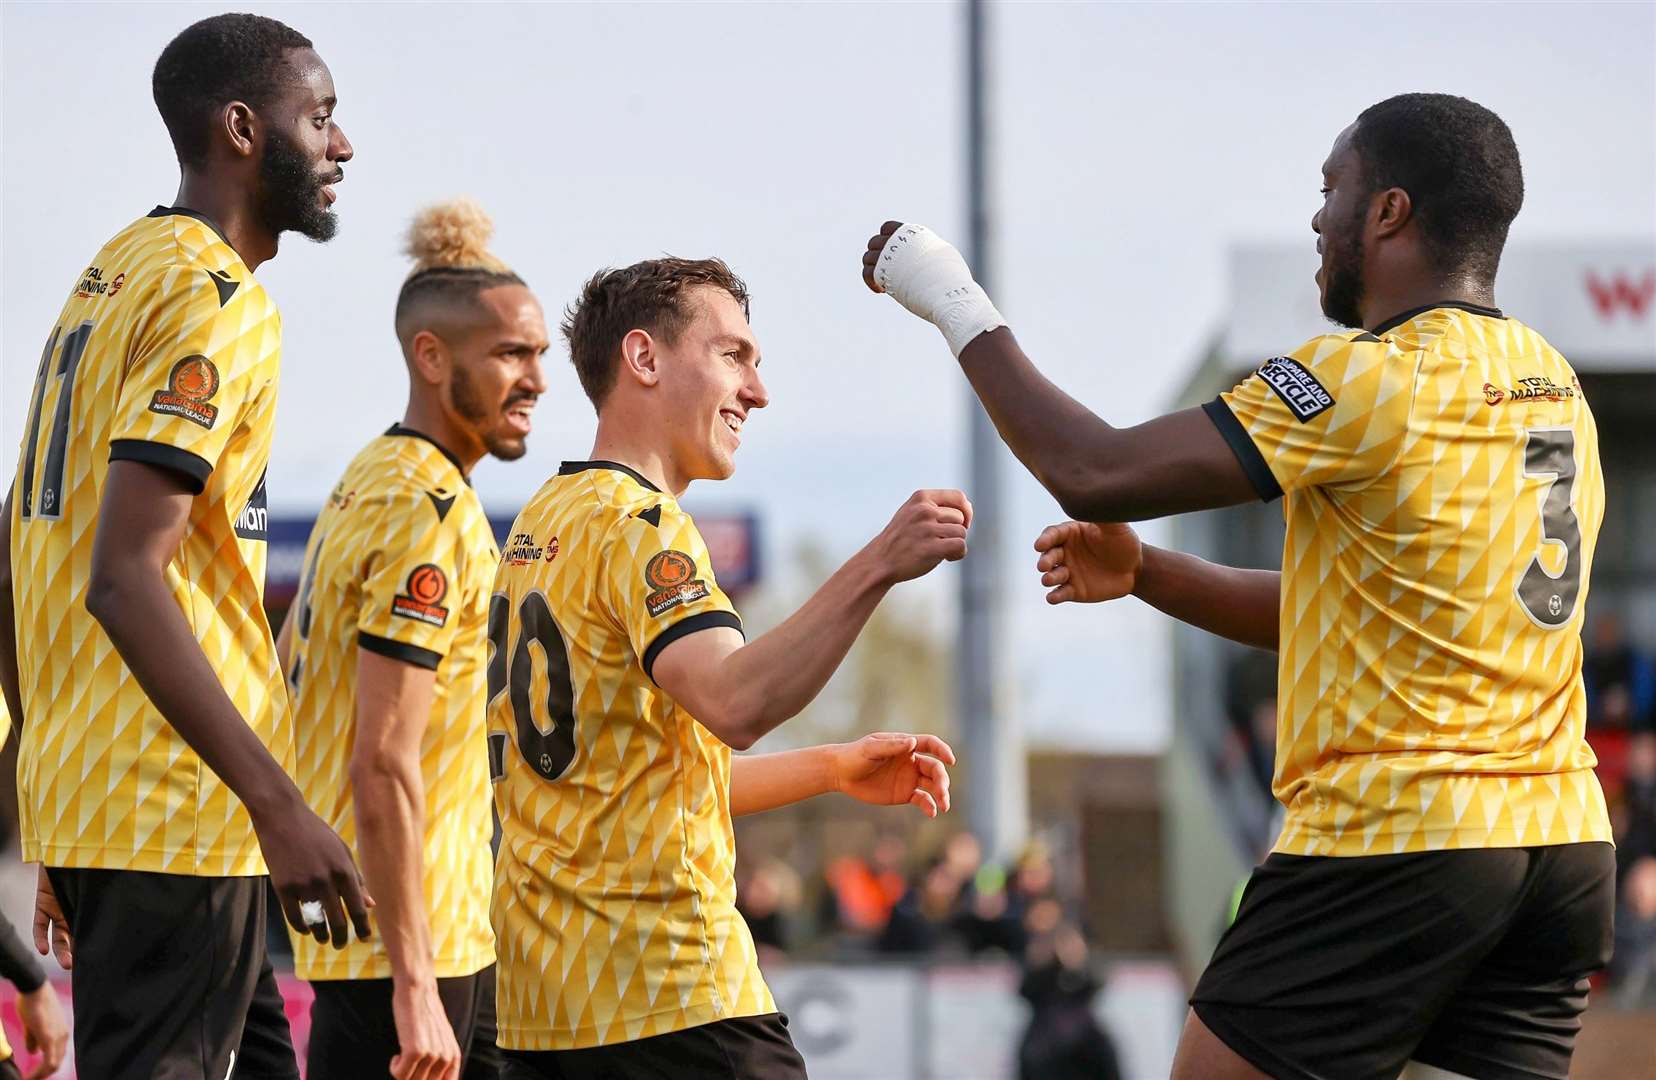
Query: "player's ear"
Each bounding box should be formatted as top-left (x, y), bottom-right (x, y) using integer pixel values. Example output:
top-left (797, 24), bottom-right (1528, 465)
top-left (619, 329), bottom-right (660, 388)
top-left (221, 101), bottom-right (258, 160)
top-left (408, 330), bottom-right (449, 386)
top-left (1372, 186), bottom-right (1412, 240)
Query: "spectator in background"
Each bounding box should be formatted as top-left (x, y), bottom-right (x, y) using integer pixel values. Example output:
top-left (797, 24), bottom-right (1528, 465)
top-left (737, 857), bottom-right (804, 966)
top-left (1613, 731), bottom-right (1656, 1004)
top-left (822, 832), bottom-right (908, 942)
top-left (1585, 614), bottom-right (1656, 731)
top-left (1016, 924), bottom-right (1121, 1080)
top-left (878, 857), bottom-right (965, 956)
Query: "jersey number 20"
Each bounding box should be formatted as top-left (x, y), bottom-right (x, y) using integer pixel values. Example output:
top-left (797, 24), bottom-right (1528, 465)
top-left (487, 591), bottom-right (578, 782)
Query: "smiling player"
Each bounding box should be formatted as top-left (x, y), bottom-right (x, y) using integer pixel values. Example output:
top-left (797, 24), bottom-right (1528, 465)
top-left (490, 257), bottom-right (962, 1078)
top-left (0, 13), bottom-right (363, 1078)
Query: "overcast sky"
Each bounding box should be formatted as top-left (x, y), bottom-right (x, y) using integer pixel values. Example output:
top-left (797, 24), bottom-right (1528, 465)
top-left (4, 1), bottom-right (1653, 752)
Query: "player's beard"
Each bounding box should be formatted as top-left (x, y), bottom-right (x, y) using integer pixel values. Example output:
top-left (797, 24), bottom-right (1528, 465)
top-left (1320, 200), bottom-right (1367, 330)
top-left (256, 129), bottom-right (339, 243)
top-left (451, 363), bottom-right (530, 462)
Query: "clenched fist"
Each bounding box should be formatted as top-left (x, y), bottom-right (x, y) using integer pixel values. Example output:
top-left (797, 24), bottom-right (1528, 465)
top-left (867, 489), bottom-right (972, 585)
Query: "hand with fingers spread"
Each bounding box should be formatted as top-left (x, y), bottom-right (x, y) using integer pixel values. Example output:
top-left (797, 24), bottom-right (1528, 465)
top-left (860, 221), bottom-right (1007, 356)
top-left (31, 867), bottom-right (70, 971)
top-left (833, 733), bottom-right (956, 818)
top-left (1034, 521), bottom-right (1143, 605)
top-left (868, 489), bottom-right (973, 585)
top-left (252, 796), bottom-right (376, 949)
top-left (16, 979), bottom-right (69, 1080)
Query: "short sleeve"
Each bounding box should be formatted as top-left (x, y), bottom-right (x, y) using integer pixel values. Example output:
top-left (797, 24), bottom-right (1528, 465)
top-left (108, 266), bottom-right (276, 493)
top-left (1204, 333), bottom-right (1417, 500)
top-left (355, 490), bottom-right (467, 671)
top-left (599, 502), bottom-right (742, 682)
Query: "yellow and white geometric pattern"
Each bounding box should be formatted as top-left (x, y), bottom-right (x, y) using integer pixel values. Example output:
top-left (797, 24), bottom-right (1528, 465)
top-left (489, 462), bottom-right (774, 1050)
top-left (285, 429), bottom-right (499, 981)
top-left (10, 208), bottom-right (285, 877)
top-left (1216, 304), bottom-right (1613, 857)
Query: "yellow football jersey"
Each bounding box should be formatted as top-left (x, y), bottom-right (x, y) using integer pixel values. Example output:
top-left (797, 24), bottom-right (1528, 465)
top-left (489, 462), bottom-right (774, 1051)
top-left (10, 208), bottom-right (285, 876)
top-left (1208, 303), bottom-right (1613, 857)
top-left (285, 427), bottom-right (499, 981)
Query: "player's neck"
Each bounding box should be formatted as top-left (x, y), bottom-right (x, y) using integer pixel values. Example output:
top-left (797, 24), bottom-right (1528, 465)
top-left (399, 399), bottom-right (483, 476)
top-left (1361, 274), bottom-right (1496, 332)
top-left (172, 174), bottom-right (277, 270)
top-left (589, 417), bottom-right (682, 496)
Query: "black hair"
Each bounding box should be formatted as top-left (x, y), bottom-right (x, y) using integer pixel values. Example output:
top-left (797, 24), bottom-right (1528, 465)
top-left (395, 267), bottom-right (527, 339)
top-left (1350, 93), bottom-right (1524, 282)
top-left (152, 14), bottom-right (313, 168)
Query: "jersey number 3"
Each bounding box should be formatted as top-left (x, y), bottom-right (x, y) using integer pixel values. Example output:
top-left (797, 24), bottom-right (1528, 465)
top-left (1516, 428), bottom-right (1582, 629)
top-left (487, 591), bottom-right (578, 782)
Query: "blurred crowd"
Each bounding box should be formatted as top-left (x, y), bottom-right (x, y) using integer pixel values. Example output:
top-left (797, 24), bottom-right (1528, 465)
top-left (735, 828), bottom-right (1122, 1080)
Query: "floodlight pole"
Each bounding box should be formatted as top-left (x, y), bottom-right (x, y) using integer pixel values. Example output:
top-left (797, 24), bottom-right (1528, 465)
top-left (961, 0), bottom-right (1026, 863)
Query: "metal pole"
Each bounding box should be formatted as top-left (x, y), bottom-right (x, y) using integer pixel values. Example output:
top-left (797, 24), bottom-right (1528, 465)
top-left (961, 0), bottom-right (1026, 864)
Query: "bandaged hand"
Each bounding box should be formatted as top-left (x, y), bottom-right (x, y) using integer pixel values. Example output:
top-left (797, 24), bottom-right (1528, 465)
top-left (861, 221), bottom-right (1007, 357)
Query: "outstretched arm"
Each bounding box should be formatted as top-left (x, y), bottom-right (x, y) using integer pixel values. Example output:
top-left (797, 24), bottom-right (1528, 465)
top-left (862, 222), bottom-right (1257, 522)
top-left (653, 490), bottom-right (970, 751)
top-left (1033, 521), bottom-right (1280, 651)
top-left (730, 733), bottom-right (955, 817)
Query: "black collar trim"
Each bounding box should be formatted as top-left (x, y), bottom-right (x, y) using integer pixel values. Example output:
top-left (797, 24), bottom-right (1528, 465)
top-left (558, 460), bottom-right (662, 493)
top-left (148, 205), bottom-right (231, 247)
top-left (1370, 301), bottom-right (1505, 337)
top-left (385, 424), bottom-right (469, 479)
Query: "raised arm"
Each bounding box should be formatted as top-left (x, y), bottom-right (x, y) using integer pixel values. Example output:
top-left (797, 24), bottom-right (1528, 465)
top-left (87, 460), bottom-right (371, 946)
top-left (1033, 521), bottom-right (1280, 651)
top-left (348, 650), bottom-right (461, 1080)
top-left (862, 222), bottom-right (1258, 522)
top-left (652, 489), bottom-right (969, 751)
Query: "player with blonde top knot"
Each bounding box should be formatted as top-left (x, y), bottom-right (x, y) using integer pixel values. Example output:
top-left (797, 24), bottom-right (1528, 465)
top-left (279, 197), bottom-right (550, 1080)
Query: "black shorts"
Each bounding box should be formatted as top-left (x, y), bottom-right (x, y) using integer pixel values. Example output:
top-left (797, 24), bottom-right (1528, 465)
top-left (46, 867), bottom-right (298, 1080)
top-left (500, 1013), bottom-right (807, 1080)
top-left (307, 964), bottom-right (501, 1078)
top-left (1190, 842), bottom-right (1615, 1080)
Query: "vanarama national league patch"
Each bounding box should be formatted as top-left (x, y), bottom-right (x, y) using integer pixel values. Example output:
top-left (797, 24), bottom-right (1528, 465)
top-left (644, 550), bottom-right (710, 617)
top-left (392, 563), bottom-right (450, 626)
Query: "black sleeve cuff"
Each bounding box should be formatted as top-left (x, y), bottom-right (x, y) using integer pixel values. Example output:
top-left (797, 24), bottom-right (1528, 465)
top-left (643, 610), bottom-right (744, 684)
top-left (358, 631), bottom-right (443, 671)
top-left (109, 439), bottom-right (213, 495)
top-left (0, 915), bottom-right (46, 993)
top-left (1202, 398), bottom-right (1283, 503)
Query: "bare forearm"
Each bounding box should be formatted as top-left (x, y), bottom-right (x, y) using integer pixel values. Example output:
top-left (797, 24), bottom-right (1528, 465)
top-left (87, 569), bottom-right (298, 816)
top-left (351, 762), bottom-right (434, 985)
top-left (729, 747), bottom-right (837, 816)
top-left (715, 550), bottom-right (891, 746)
top-left (957, 331), bottom-right (1254, 521)
top-left (1134, 545), bottom-right (1280, 651)
top-left (956, 328), bottom-right (1122, 515)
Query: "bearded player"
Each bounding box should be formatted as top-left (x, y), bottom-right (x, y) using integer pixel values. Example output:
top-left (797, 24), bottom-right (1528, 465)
top-left (865, 93), bottom-right (1614, 1080)
top-left (0, 14), bottom-right (368, 1078)
top-left (489, 258), bottom-right (960, 1077)
top-left (280, 199), bottom-right (547, 1080)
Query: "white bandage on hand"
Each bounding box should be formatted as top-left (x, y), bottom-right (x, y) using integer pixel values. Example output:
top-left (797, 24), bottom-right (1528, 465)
top-left (872, 223), bottom-right (1007, 357)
